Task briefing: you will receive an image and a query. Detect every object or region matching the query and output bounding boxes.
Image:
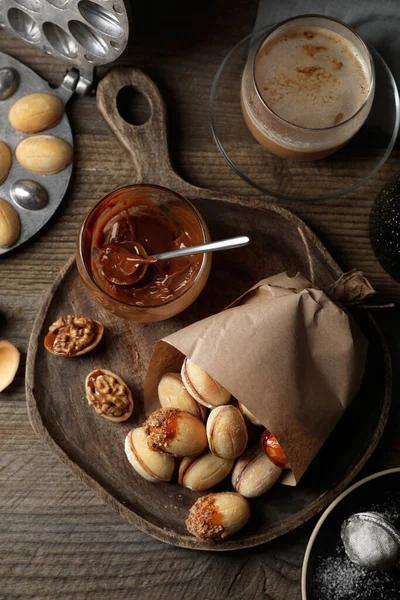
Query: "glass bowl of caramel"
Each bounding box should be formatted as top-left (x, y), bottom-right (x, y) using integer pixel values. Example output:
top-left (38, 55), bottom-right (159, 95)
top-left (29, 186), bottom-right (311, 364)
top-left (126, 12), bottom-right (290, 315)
top-left (76, 184), bottom-right (212, 322)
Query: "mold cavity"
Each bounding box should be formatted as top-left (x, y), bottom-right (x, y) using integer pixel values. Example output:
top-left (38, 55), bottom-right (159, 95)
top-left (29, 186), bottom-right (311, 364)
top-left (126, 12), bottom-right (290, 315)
top-left (78, 0), bottom-right (123, 37)
top-left (68, 20), bottom-right (108, 57)
top-left (110, 40), bottom-right (119, 50)
top-left (117, 86), bottom-right (151, 126)
top-left (8, 7), bottom-right (40, 43)
top-left (113, 4), bottom-right (123, 15)
top-left (14, 0), bottom-right (43, 12)
top-left (45, 0), bottom-right (72, 8)
top-left (43, 22), bottom-right (78, 59)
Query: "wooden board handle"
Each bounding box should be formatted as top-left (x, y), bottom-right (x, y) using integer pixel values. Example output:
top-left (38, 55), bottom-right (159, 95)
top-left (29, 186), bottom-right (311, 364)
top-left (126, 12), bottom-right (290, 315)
top-left (96, 66), bottom-right (185, 189)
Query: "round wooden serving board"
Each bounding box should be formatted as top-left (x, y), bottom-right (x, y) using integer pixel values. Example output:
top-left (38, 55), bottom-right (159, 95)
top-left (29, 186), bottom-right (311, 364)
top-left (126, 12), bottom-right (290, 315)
top-left (26, 68), bottom-right (391, 551)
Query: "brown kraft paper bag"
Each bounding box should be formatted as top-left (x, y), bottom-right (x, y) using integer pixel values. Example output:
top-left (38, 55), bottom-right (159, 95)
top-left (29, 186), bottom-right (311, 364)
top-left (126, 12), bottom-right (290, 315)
top-left (144, 272), bottom-right (370, 485)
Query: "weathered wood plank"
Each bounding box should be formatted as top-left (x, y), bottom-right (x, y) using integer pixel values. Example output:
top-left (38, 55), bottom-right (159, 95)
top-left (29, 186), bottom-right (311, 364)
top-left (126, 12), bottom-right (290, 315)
top-left (1, 0), bottom-right (400, 595)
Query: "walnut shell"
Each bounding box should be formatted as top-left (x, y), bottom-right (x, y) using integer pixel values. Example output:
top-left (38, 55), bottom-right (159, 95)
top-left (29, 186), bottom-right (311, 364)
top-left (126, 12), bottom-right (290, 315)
top-left (125, 427), bottom-right (175, 482)
top-left (231, 447), bottom-right (282, 498)
top-left (206, 405), bottom-right (248, 460)
top-left (158, 372), bottom-right (207, 421)
top-left (9, 92), bottom-right (64, 133)
top-left (178, 452), bottom-right (233, 491)
top-left (0, 198), bottom-right (20, 248)
top-left (181, 358), bottom-right (231, 408)
top-left (16, 135), bottom-right (72, 175)
top-left (0, 340), bottom-right (20, 392)
top-left (44, 315), bottom-right (104, 357)
top-left (143, 407), bottom-right (207, 457)
top-left (0, 142), bottom-right (12, 184)
top-left (186, 492), bottom-right (251, 540)
top-left (85, 369), bottom-right (134, 422)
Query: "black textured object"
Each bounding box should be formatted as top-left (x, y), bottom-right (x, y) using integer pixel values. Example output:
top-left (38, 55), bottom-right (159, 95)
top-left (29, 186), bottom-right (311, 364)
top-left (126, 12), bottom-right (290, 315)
top-left (370, 175), bottom-right (400, 282)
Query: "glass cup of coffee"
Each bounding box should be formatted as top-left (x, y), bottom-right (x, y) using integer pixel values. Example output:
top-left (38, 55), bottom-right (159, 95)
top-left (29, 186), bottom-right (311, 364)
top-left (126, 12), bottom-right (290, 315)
top-left (241, 15), bottom-right (375, 160)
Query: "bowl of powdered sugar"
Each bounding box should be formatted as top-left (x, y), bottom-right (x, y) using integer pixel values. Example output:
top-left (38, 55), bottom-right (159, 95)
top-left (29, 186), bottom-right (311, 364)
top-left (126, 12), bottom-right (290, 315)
top-left (302, 468), bottom-right (400, 600)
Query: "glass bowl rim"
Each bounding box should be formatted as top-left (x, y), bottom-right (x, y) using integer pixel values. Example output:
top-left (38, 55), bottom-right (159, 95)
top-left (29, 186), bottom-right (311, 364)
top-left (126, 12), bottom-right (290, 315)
top-left (209, 25), bottom-right (400, 202)
top-left (300, 467), bottom-right (400, 600)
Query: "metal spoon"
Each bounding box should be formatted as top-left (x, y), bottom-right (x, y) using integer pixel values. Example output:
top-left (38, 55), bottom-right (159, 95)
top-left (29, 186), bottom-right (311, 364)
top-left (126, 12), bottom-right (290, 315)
top-left (341, 511), bottom-right (400, 571)
top-left (152, 235), bottom-right (250, 262)
top-left (100, 235), bottom-right (250, 285)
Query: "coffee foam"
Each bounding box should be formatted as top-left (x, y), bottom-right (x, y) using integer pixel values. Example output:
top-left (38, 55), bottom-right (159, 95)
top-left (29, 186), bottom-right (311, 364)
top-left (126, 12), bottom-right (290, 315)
top-left (255, 26), bottom-right (371, 129)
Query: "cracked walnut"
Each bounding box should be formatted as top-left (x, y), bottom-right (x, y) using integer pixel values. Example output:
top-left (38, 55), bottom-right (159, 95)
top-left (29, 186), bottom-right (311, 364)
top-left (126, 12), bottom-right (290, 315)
top-left (44, 315), bottom-right (103, 356)
top-left (85, 369), bottom-right (134, 422)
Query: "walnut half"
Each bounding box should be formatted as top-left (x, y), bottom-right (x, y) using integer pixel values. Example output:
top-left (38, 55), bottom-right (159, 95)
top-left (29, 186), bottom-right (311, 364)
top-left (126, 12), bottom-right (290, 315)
top-left (44, 315), bottom-right (104, 357)
top-left (85, 369), bottom-right (134, 422)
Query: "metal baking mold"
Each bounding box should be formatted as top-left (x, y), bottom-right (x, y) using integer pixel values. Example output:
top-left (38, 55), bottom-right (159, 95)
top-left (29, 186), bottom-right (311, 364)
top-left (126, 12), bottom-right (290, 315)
top-left (0, 51), bottom-right (73, 256)
top-left (0, 66), bottom-right (20, 100)
top-left (0, 0), bottom-right (129, 89)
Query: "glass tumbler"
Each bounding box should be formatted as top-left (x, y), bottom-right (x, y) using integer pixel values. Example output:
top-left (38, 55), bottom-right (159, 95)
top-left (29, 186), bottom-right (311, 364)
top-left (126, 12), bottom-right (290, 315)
top-left (77, 184), bottom-right (212, 323)
top-left (241, 14), bottom-right (375, 160)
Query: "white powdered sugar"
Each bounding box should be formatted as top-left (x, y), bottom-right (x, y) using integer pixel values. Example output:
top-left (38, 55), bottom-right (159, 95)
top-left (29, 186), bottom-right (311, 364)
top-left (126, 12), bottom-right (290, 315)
top-left (313, 548), bottom-right (392, 600)
top-left (312, 499), bottom-right (400, 600)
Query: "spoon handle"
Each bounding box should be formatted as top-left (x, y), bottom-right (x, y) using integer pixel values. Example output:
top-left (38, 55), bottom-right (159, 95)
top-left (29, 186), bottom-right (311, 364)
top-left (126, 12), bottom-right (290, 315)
top-left (153, 236), bottom-right (250, 261)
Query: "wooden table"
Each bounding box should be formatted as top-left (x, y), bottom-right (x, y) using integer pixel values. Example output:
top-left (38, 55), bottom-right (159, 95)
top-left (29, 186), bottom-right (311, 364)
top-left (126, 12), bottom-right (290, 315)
top-left (1, 1), bottom-right (400, 598)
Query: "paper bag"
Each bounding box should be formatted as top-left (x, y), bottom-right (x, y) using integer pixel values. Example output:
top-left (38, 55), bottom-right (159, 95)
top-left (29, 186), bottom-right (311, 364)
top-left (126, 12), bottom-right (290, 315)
top-left (144, 272), bottom-right (369, 484)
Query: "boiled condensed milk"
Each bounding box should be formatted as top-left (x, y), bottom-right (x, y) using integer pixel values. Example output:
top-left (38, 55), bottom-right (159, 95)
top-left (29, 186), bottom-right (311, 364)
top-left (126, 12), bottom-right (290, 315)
top-left (241, 15), bottom-right (375, 160)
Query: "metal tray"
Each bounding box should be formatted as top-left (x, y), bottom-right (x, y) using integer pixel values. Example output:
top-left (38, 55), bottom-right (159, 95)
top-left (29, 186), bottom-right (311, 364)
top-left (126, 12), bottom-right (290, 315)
top-left (0, 51), bottom-right (73, 256)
